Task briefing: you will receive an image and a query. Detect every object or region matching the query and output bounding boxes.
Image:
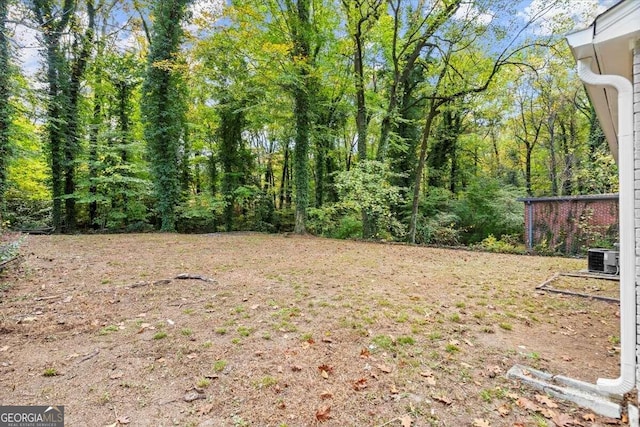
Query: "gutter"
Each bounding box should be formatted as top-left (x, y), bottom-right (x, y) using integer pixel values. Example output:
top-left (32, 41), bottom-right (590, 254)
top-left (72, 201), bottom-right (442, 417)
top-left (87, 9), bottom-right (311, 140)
top-left (576, 58), bottom-right (635, 395)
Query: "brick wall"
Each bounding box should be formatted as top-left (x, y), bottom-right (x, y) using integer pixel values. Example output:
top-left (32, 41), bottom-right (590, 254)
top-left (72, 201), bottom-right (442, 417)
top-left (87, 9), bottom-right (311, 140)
top-left (521, 194), bottom-right (619, 253)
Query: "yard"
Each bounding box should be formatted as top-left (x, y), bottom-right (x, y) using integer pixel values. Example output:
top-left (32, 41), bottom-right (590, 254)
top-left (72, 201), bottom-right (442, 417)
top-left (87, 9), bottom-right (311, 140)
top-left (0, 233), bottom-right (625, 426)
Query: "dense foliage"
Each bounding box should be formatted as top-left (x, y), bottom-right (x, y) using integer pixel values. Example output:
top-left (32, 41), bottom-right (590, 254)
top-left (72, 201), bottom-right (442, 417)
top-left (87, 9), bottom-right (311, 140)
top-left (3, 0), bottom-right (617, 251)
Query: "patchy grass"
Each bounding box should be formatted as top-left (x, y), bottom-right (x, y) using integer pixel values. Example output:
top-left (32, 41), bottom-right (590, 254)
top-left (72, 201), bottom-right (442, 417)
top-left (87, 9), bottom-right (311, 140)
top-left (0, 233), bottom-right (621, 426)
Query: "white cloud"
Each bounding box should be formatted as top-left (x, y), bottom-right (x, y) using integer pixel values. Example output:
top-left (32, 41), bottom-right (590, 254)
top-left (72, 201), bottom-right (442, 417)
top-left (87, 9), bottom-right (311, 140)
top-left (519, 0), bottom-right (607, 36)
top-left (454, 2), bottom-right (495, 26)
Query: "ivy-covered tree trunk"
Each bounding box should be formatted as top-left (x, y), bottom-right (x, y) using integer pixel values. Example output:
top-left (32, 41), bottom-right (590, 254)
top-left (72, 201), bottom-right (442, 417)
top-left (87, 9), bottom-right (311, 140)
top-left (218, 102), bottom-right (244, 232)
top-left (62, 0), bottom-right (95, 231)
top-left (290, 0), bottom-right (312, 234)
top-left (142, 0), bottom-right (190, 231)
top-left (32, 0), bottom-right (75, 232)
top-left (0, 0), bottom-right (10, 221)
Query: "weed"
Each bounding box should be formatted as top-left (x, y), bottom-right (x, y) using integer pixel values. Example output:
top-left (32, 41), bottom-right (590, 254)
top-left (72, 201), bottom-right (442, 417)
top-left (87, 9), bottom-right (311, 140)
top-left (479, 389), bottom-right (493, 403)
top-left (42, 368), bottom-right (58, 377)
top-left (609, 335), bottom-right (620, 345)
top-left (300, 332), bottom-right (313, 342)
top-left (449, 313), bottom-right (461, 323)
top-left (371, 335), bottom-right (394, 351)
top-left (455, 302), bottom-right (466, 309)
top-left (428, 331), bottom-right (442, 341)
top-left (213, 360), bottom-right (227, 372)
top-left (527, 352), bottom-right (540, 360)
top-left (153, 331), bottom-right (168, 340)
top-left (397, 336), bottom-right (415, 346)
top-left (237, 326), bottom-right (253, 337)
top-left (202, 341), bottom-right (213, 348)
top-left (181, 328), bottom-right (193, 336)
top-left (197, 378), bottom-right (211, 388)
top-left (445, 343), bottom-right (460, 353)
top-left (99, 325), bottom-right (119, 335)
top-left (499, 322), bottom-right (513, 331)
top-left (99, 391), bottom-right (110, 404)
top-left (395, 311), bottom-right (409, 323)
top-left (254, 376), bottom-right (278, 389)
top-left (231, 338), bottom-right (241, 344)
top-left (183, 308), bottom-right (195, 315)
top-left (262, 332), bottom-right (271, 340)
top-left (215, 328), bottom-right (227, 335)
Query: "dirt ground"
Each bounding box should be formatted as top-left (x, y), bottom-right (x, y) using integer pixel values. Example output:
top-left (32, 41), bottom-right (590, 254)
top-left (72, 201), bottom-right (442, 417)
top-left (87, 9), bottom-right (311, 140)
top-left (0, 233), bottom-right (627, 426)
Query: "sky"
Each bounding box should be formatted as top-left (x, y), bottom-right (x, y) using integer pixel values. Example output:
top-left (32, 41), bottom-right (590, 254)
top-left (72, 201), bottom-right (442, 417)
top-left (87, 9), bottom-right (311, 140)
top-left (9, 0), bottom-right (622, 79)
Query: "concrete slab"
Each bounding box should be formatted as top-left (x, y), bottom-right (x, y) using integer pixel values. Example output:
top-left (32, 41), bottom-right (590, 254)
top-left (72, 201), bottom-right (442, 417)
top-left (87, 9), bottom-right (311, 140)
top-left (506, 364), bottom-right (622, 419)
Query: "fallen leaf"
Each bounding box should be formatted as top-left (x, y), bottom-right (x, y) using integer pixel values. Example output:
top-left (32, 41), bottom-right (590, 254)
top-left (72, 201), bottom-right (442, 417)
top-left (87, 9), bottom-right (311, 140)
top-left (318, 364), bottom-right (334, 374)
top-left (116, 415), bottom-right (130, 425)
top-left (321, 370), bottom-right (329, 379)
top-left (472, 419), bottom-right (491, 427)
top-left (109, 371), bottom-right (124, 380)
top-left (581, 413), bottom-right (596, 422)
top-left (551, 412), bottom-right (577, 427)
top-left (390, 384), bottom-right (398, 394)
top-left (315, 405), bottom-right (331, 422)
top-left (198, 403), bottom-right (214, 415)
top-left (377, 364), bottom-right (392, 373)
top-left (535, 394), bottom-right (559, 408)
top-left (360, 348), bottom-right (370, 358)
top-left (352, 378), bottom-right (368, 391)
top-left (399, 414), bottom-right (412, 427)
top-left (320, 391), bottom-right (333, 400)
top-left (497, 404), bottom-right (510, 417)
top-left (540, 408), bottom-right (557, 419)
top-left (433, 395), bottom-right (452, 405)
top-left (516, 397), bottom-right (540, 412)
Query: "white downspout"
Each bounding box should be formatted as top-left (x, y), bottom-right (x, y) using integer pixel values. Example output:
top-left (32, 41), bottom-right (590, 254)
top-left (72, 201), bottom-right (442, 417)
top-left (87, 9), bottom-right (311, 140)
top-left (576, 58), bottom-right (635, 395)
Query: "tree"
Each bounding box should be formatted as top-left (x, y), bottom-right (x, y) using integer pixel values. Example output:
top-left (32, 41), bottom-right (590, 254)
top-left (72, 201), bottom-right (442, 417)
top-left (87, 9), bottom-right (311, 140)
top-left (29, 0), bottom-right (95, 232)
top-left (141, 0), bottom-right (191, 231)
top-left (0, 0), bottom-right (11, 221)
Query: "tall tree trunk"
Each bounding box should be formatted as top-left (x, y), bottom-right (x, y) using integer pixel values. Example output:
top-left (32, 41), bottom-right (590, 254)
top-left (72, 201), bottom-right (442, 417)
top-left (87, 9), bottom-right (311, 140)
top-left (142, 0), bottom-right (190, 231)
top-left (0, 1), bottom-right (10, 222)
top-left (88, 97), bottom-right (101, 229)
top-left (279, 144), bottom-right (289, 210)
top-left (291, 0), bottom-right (312, 234)
top-left (408, 101), bottom-right (439, 243)
top-left (63, 0), bottom-right (95, 232)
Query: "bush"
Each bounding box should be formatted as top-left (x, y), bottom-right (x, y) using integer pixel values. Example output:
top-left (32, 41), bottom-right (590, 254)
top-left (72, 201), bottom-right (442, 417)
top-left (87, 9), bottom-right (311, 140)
top-left (334, 161), bottom-right (405, 240)
top-left (175, 194), bottom-right (225, 233)
top-left (473, 234), bottom-right (525, 254)
top-left (454, 178), bottom-right (524, 244)
top-left (5, 198), bottom-right (52, 230)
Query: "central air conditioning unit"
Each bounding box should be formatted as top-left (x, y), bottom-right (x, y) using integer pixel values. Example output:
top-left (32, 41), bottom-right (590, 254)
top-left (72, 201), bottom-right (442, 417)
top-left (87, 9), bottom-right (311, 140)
top-left (588, 248), bottom-right (619, 275)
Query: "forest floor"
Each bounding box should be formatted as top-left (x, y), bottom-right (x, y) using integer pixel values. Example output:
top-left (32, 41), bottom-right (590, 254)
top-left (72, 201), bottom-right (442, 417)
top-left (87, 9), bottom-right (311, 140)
top-left (0, 233), bottom-right (628, 426)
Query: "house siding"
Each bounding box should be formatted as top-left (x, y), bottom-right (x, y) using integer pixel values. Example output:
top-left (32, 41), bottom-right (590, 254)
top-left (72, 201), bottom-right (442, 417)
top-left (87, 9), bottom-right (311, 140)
top-left (521, 195), bottom-right (619, 253)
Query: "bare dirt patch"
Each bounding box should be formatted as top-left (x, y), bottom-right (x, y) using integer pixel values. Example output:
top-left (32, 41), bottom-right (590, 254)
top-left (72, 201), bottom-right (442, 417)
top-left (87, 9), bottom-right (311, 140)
top-left (0, 233), bottom-right (625, 426)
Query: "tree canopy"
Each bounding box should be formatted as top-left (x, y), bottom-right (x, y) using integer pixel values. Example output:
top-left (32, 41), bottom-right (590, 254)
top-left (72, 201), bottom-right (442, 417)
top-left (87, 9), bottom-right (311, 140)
top-left (2, 0), bottom-right (616, 251)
